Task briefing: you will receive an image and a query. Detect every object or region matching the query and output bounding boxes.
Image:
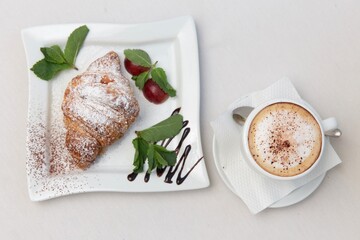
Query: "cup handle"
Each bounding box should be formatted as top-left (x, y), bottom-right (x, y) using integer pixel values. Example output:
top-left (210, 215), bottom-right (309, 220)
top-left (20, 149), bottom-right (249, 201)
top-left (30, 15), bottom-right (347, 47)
top-left (322, 117), bottom-right (342, 137)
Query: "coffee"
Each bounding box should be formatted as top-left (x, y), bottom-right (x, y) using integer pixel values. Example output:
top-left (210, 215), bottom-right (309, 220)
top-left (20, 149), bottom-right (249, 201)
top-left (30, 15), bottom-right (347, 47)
top-left (248, 102), bottom-right (322, 177)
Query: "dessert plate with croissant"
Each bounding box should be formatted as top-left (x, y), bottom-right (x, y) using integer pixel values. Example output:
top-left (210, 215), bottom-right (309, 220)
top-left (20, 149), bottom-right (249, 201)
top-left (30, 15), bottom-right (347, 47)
top-left (22, 16), bottom-right (209, 201)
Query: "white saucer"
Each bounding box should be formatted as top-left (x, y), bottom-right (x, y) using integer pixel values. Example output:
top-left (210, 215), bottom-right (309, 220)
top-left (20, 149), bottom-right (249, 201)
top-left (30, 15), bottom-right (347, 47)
top-left (212, 136), bottom-right (326, 208)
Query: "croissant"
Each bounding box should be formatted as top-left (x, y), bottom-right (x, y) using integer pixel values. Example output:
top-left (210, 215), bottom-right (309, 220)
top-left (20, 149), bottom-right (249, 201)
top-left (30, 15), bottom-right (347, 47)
top-left (62, 51), bottom-right (140, 168)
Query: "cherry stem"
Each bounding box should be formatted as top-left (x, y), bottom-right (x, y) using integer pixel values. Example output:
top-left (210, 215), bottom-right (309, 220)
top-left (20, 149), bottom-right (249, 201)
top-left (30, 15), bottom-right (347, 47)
top-left (70, 64), bottom-right (79, 70)
top-left (152, 61), bottom-right (158, 68)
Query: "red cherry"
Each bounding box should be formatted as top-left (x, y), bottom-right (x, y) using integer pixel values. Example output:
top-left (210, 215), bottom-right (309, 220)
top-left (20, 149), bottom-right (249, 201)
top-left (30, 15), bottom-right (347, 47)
top-left (143, 79), bottom-right (169, 104)
top-left (124, 58), bottom-right (150, 76)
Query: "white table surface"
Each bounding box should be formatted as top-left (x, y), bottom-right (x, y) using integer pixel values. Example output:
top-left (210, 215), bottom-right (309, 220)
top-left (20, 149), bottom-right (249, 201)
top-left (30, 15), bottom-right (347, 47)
top-left (1, 0), bottom-right (360, 239)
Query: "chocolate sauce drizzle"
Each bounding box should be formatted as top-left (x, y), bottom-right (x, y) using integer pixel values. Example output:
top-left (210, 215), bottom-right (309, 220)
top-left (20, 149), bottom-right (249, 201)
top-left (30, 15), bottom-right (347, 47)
top-left (127, 108), bottom-right (204, 185)
top-left (127, 172), bottom-right (138, 181)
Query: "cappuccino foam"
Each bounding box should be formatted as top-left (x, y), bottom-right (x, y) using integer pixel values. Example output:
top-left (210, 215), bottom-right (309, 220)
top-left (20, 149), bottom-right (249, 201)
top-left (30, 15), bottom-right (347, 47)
top-left (248, 102), bottom-right (322, 177)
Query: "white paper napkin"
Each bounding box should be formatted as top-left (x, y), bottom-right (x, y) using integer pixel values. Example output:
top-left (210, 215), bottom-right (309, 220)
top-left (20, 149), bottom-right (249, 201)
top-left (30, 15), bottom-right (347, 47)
top-left (210, 78), bottom-right (342, 214)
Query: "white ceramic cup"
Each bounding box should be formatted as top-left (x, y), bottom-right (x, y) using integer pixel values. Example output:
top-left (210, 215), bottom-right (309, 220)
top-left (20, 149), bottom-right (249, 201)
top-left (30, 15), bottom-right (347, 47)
top-left (241, 98), bottom-right (338, 181)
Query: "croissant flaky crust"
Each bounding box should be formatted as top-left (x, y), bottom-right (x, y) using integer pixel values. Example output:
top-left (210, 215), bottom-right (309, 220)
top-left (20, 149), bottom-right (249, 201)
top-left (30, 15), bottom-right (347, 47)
top-left (62, 51), bottom-right (140, 168)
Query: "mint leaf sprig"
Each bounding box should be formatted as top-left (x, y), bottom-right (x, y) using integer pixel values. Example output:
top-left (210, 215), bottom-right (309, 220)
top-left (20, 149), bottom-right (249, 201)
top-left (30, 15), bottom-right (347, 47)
top-left (124, 49), bottom-right (152, 68)
top-left (124, 49), bottom-right (176, 97)
top-left (132, 114), bottom-right (183, 174)
top-left (30, 25), bottom-right (89, 81)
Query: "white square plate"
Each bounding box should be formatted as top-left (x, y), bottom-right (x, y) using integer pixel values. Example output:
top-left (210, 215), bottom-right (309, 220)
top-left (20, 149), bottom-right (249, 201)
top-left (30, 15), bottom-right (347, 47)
top-left (22, 16), bottom-right (209, 201)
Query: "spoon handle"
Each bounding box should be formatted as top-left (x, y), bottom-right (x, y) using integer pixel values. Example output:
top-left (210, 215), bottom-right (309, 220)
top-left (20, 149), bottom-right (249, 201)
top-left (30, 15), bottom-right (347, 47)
top-left (325, 129), bottom-right (342, 137)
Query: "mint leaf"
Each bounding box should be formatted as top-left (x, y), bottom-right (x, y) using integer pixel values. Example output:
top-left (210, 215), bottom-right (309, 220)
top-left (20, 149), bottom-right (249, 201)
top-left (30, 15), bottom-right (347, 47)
top-left (135, 71), bottom-right (149, 89)
top-left (40, 45), bottom-right (66, 64)
top-left (147, 144), bottom-right (177, 173)
top-left (151, 67), bottom-right (176, 97)
top-left (135, 142), bottom-right (177, 174)
top-left (124, 49), bottom-right (152, 67)
top-left (64, 25), bottom-right (89, 66)
top-left (147, 144), bottom-right (155, 173)
top-left (154, 145), bottom-right (176, 166)
top-left (30, 59), bottom-right (71, 80)
top-left (30, 25), bottom-right (89, 81)
top-left (132, 137), bottom-right (149, 173)
top-left (131, 113), bottom-right (183, 174)
top-left (147, 144), bottom-right (176, 173)
top-left (136, 114), bottom-right (183, 142)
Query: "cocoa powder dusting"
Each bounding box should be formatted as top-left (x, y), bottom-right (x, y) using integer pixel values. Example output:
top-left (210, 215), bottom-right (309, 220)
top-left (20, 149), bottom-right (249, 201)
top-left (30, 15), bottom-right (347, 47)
top-left (26, 121), bottom-right (47, 179)
top-left (48, 120), bottom-right (81, 176)
top-left (26, 110), bottom-right (90, 199)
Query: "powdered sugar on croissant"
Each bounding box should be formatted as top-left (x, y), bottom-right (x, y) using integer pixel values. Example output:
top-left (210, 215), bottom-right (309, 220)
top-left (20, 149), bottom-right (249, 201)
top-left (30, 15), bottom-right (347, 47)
top-left (62, 51), bottom-right (140, 168)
